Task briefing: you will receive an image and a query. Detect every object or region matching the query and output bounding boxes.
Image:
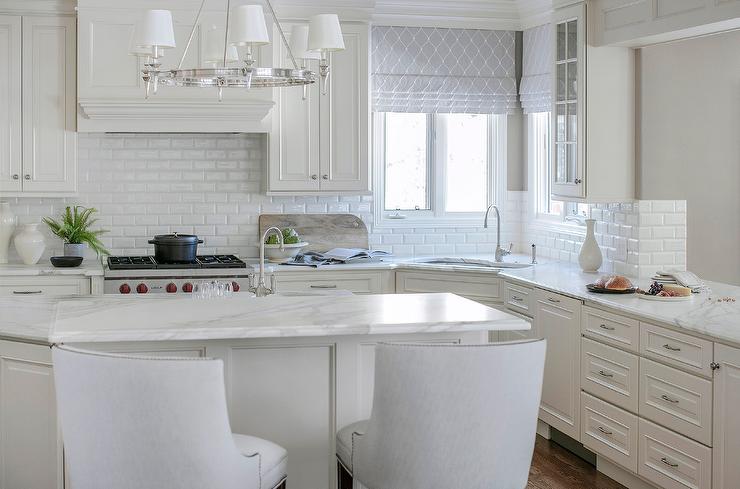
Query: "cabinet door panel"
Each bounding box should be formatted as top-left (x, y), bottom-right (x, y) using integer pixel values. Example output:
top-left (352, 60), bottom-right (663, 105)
top-left (319, 24), bottom-right (369, 192)
top-left (22, 16), bottom-right (76, 193)
top-left (268, 22), bottom-right (320, 192)
top-left (0, 15), bottom-right (22, 193)
top-left (535, 289), bottom-right (581, 440)
top-left (713, 344), bottom-right (740, 489)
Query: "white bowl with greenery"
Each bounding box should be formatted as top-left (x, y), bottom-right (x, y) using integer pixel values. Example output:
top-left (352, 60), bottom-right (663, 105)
top-left (264, 242), bottom-right (310, 262)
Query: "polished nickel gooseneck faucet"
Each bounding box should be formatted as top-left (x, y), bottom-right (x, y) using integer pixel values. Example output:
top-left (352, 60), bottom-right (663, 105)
top-left (483, 204), bottom-right (512, 263)
top-left (250, 226), bottom-right (284, 297)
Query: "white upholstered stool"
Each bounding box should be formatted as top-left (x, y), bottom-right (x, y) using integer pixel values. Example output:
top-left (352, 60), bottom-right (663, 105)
top-left (336, 340), bottom-right (546, 489)
top-left (52, 345), bottom-right (287, 489)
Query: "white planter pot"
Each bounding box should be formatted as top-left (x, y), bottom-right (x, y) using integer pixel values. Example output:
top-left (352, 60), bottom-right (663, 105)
top-left (64, 243), bottom-right (86, 258)
top-left (578, 219), bottom-right (603, 272)
top-left (0, 202), bottom-right (15, 264)
top-left (13, 223), bottom-right (46, 265)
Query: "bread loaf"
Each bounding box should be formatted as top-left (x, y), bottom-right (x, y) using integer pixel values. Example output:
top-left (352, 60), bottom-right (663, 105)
top-left (605, 275), bottom-right (633, 290)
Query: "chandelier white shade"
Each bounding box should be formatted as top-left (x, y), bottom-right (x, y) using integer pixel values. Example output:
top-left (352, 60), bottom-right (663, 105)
top-left (204, 26), bottom-right (239, 64)
top-left (128, 27), bottom-right (154, 57)
top-left (230, 5), bottom-right (270, 47)
top-left (308, 14), bottom-right (345, 52)
top-left (136, 9), bottom-right (176, 49)
top-left (289, 25), bottom-right (320, 62)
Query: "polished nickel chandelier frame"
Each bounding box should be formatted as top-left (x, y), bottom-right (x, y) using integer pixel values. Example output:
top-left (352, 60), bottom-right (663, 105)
top-left (142, 0), bottom-right (316, 101)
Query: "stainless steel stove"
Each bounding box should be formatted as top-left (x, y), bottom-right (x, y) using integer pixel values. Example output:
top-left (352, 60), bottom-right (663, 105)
top-left (104, 255), bottom-right (253, 294)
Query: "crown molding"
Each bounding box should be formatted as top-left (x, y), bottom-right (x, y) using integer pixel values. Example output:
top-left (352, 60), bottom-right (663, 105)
top-left (518, 0), bottom-right (554, 29)
top-left (0, 0), bottom-right (76, 15)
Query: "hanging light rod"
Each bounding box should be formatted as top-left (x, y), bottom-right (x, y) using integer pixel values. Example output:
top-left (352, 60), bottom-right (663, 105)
top-left (131, 0), bottom-right (345, 100)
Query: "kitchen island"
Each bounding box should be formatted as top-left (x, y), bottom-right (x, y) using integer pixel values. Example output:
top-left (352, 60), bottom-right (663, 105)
top-left (0, 292), bottom-right (526, 489)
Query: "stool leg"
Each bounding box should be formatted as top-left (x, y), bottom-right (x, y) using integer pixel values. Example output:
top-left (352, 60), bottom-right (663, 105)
top-left (337, 460), bottom-right (353, 489)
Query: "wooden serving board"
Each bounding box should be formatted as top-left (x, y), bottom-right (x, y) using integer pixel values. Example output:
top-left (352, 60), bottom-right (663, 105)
top-left (258, 214), bottom-right (369, 253)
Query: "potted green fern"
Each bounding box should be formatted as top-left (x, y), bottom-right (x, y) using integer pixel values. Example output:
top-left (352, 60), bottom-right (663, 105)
top-left (43, 206), bottom-right (109, 258)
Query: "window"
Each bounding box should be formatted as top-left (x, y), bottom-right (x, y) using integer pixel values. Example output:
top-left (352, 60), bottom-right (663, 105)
top-left (376, 112), bottom-right (504, 226)
top-left (529, 111), bottom-right (588, 224)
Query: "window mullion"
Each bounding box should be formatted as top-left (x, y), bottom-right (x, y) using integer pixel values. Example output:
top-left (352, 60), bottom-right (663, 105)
top-left (432, 113), bottom-right (446, 218)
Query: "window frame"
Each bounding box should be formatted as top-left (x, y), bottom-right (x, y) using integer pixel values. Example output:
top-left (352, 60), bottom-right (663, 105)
top-left (373, 112), bottom-right (507, 229)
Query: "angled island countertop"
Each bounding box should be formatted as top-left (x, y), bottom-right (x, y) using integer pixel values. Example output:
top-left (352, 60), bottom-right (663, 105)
top-left (0, 293), bottom-right (529, 344)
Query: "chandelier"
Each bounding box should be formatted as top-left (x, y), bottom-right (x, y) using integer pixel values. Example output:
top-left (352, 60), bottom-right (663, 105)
top-left (130, 0), bottom-right (345, 101)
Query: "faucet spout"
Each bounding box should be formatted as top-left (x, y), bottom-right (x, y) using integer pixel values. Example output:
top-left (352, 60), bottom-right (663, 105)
top-left (252, 226), bottom-right (284, 297)
top-left (483, 204), bottom-right (511, 262)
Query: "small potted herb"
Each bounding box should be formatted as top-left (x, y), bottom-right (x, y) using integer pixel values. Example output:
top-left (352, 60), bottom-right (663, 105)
top-left (43, 206), bottom-right (109, 258)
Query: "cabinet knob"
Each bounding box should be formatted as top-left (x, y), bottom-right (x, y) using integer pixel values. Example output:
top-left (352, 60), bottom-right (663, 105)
top-left (574, 178), bottom-right (582, 184)
top-left (322, 174), bottom-right (328, 180)
top-left (24, 174), bottom-right (30, 180)
top-left (311, 174), bottom-right (318, 180)
top-left (12, 174), bottom-right (18, 180)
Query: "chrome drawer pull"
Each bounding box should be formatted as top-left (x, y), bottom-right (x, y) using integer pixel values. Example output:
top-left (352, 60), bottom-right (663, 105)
top-left (511, 296), bottom-right (523, 302)
top-left (599, 324), bottom-right (615, 331)
top-left (661, 457), bottom-right (679, 468)
top-left (661, 394), bottom-right (679, 404)
top-left (663, 344), bottom-right (681, 352)
top-left (310, 284), bottom-right (337, 289)
top-left (598, 370), bottom-right (614, 378)
top-left (547, 297), bottom-right (560, 303)
top-left (13, 290), bottom-right (42, 294)
top-left (597, 426), bottom-right (613, 436)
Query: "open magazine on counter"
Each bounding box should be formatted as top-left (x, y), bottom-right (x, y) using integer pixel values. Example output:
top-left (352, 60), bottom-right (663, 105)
top-left (282, 248), bottom-right (391, 267)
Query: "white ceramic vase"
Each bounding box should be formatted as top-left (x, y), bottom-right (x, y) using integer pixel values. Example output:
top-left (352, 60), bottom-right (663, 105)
top-left (578, 218), bottom-right (603, 272)
top-left (0, 202), bottom-right (15, 264)
top-left (14, 223), bottom-right (46, 265)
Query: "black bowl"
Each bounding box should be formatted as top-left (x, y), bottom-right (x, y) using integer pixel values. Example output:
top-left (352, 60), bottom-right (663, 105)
top-left (50, 256), bottom-right (83, 268)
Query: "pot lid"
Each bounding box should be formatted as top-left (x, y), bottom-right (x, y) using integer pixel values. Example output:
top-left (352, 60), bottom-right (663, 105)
top-left (150, 233), bottom-right (201, 244)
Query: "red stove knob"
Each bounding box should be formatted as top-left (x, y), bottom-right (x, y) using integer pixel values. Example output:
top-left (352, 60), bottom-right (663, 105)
top-left (231, 281), bottom-right (240, 292)
top-left (119, 283), bottom-right (131, 294)
top-left (166, 283), bottom-right (177, 293)
top-left (136, 283), bottom-right (148, 294)
top-left (182, 282), bottom-right (193, 293)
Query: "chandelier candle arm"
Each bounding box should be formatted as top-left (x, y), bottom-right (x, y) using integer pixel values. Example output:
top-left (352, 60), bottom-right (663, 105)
top-left (177, 0), bottom-right (207, 70)
top-left (264, 0), bottom-right (299, 70)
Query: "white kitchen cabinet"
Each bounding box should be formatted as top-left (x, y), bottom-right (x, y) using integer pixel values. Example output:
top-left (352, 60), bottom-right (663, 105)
top-left (551, 2), bottom-right (634, 202)
top-left (534, 288), bottom-right (582, 440)
top-left (0, 276), bottom-right (92, 296)
top-left (593, 0), bottom-right (740, 47)
top-left (0, 15), bottom-right (21, 194)
top-left (275, 270), bottom-right (394, 294)
top-left (395, 270), bottom-right (502, 304)
top-left (76, 2), bottom-right (274, 132)
top-left (267, 22), bottom-right (369, 194)
top-left (0, 14), bottom-right (77, 197)
top-left (0, 340), bottom-right (63, 489)
top-left (713, 343), bottom-right (740, 489)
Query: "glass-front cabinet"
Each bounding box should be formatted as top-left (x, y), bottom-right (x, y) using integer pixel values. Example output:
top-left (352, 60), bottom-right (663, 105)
top-left (552, 3), bottom-right (585, 199)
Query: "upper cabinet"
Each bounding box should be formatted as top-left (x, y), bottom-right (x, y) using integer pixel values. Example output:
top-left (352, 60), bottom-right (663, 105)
top-left (0, 13), bottom-right (77, 198)
top-left (76, 1), bottom-right (274, 132)
top-left (551, 2), bottom-right (635, 202)
top-left (267, 22), bottom-right (369, 194)
top-left (593, 0), bottom-right (740, 47)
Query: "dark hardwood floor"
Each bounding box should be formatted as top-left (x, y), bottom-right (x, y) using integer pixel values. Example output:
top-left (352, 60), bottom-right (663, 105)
top-left (527, 436), bottom-right (626, 489)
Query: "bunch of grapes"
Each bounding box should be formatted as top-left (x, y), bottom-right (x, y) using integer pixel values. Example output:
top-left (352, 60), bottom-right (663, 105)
top-left (648, 282), bottom-right (664, 295)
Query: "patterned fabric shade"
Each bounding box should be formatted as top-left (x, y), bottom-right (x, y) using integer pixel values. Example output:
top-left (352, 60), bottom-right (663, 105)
top-left (520, 23), bottom-right (553, 114)
top-left (372, 26), bottom-right (518, 114)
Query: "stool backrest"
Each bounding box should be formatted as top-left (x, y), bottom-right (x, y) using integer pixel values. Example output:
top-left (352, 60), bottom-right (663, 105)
top-left (354, 340), bottom-right (546, 489)
top-left (52, 346), bottom-right (259, 489)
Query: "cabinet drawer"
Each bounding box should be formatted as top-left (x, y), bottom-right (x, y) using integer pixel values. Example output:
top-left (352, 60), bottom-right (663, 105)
top-left (639, 358), bottom-right (712, 446)
top-left (581, 337), bottom-right (639, 413)
top-left (276, 272), bottom-right (384, 294)
top-left (504, 282), bottom-right (533, 317)
top-left (395, 271), bottom-right (501, 302)
top-left (0, 277), bottom-right (91, 296)
top-left (640, 323), bottom-right (713, 377)
top-left (582, 305), bottom-right (639, 353)
top-left (581, 392), bottom-right (638, 473)
top-left (638, 418), bottom-right (711, 489)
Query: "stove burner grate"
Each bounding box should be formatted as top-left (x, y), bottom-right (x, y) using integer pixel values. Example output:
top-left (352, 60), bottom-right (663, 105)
top-left (107, 255), bottom-right (247, 270)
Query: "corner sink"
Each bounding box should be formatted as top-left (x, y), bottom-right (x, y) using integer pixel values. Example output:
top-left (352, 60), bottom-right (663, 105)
top-left (413, 258), bottom-right (533, 269)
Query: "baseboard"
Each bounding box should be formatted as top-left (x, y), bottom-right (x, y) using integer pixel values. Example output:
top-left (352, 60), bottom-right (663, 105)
top-left (597, 457), bottom-right (658, 489)
top-left (550, 428), bottom-right (596, 465)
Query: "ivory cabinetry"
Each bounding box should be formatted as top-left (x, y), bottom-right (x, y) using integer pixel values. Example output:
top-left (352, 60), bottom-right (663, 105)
top-left (395, 270), bottom-right (502, 307)
top-left (275, 270), bottom-right (394, 294)
top-left (0, 13), bottom-right (77, 197)
top-left (267, 22), bottom-right (369, 194)
top-left (551, 1), bottom-right (634, 202)
top-left (712, 344), bottom-right (740, 489)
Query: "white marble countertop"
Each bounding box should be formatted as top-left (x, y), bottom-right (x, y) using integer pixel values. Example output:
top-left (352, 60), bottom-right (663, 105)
top-left (0, 293), bottom-right (528, 344)
top-left (0, 260), bottom-right (104, 276)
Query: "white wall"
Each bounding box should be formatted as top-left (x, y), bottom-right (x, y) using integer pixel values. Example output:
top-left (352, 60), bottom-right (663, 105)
top-left (637, 29), bottom-right (740, 285)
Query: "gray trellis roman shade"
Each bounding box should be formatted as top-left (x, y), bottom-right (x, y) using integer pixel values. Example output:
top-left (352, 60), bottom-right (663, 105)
top-left (371, 26), bottom-right (518, 114)
top-left (520, 23), bottom-right (553, 114)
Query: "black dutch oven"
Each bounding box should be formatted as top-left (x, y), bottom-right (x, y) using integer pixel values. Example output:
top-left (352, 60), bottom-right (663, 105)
top-left (148, 233), bottom-right (203, 263)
